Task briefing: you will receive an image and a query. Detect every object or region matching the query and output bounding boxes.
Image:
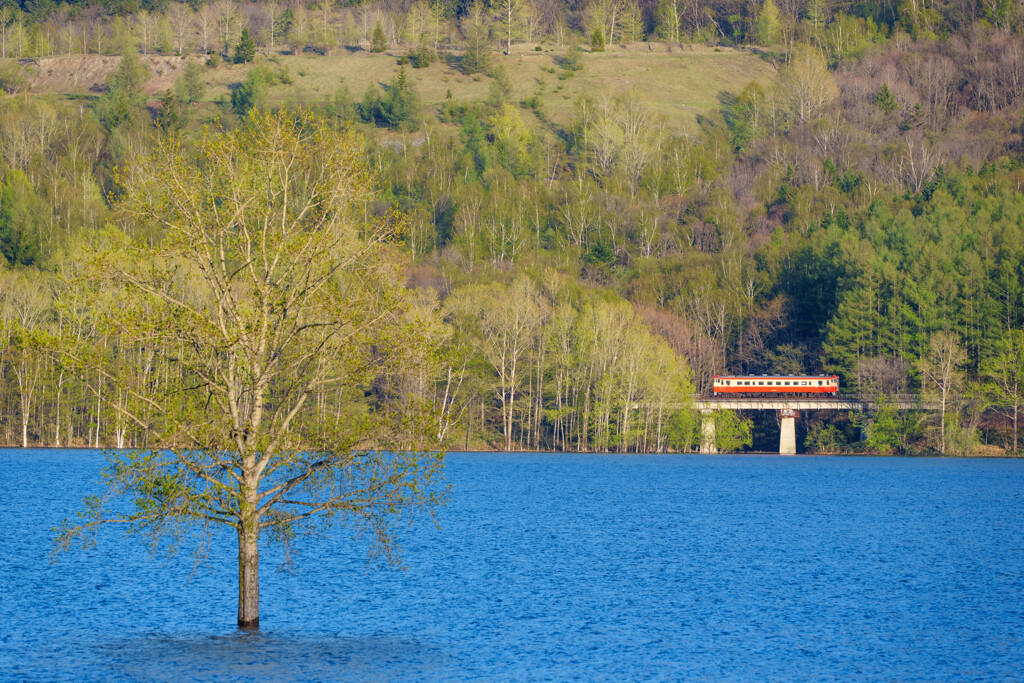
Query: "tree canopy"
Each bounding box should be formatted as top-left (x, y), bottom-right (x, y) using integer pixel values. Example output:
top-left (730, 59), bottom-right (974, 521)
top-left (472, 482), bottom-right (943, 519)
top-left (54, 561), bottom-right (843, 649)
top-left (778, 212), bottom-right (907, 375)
top-left (54, 110), bottom-right (448, 627)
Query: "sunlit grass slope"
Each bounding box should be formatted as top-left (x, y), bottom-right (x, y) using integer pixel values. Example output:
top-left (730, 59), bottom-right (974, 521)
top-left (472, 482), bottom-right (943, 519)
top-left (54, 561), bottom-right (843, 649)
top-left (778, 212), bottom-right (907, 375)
top-left (22, 43), bottom-right (773, 131)
top-left (204, 43), bottom-right (775, 131)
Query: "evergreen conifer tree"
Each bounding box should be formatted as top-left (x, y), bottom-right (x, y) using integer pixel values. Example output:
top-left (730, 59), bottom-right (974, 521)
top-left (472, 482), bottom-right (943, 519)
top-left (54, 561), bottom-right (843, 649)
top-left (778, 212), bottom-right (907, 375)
top-left (0, 171), bottom-right (41, 266)
top-left (156, 90), bottom-right (184, 131)
top-left (874, 83), bottom-right (899, 114)
top-left (96, 51), bottom-right (149, 130)
top-left (175, 60), bottom-right (207, 105)
top-left (460, 9), bottom-right (491, 74)
top-left (486, 64), bottom-right (513, 108)
top-left (234, 28), bottom-right (256, 64)
top-left (378, 66), bottom-right (418, 129)
top-left (231, 68), bottom-right (270, 116)
top-left (371, 21), bottom-right (387, 52)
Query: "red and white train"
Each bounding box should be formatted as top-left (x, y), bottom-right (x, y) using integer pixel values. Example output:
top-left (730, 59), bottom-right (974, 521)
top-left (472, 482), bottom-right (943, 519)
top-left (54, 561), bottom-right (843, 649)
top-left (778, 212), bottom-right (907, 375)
top-left (712, 375), bottom-right (839, 394)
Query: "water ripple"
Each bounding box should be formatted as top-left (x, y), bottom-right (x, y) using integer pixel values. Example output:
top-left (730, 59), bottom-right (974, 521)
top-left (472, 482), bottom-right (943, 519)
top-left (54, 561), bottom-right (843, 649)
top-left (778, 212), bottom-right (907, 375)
top-left (2, 451), bottom-right (1023, 681)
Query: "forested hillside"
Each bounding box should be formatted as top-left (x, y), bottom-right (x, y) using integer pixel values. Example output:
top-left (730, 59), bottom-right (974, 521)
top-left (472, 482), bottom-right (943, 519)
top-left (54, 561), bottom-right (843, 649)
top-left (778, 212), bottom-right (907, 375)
top-left (1, 0), bottom-right (1023, 454)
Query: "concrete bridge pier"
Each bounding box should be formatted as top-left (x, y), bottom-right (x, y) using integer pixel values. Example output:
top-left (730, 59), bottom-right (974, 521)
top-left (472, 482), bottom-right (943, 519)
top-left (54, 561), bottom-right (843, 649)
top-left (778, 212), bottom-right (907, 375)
top-left (779, 409), bottom-right (797, 455)
top-left (701, 410), bottom-right (717, 454)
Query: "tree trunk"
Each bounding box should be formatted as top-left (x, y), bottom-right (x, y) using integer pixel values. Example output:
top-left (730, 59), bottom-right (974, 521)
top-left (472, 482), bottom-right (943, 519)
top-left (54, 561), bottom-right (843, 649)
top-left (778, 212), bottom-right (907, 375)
top-left (55, 371), bottom-right (64, 447)
top-left (939, 394), bottom-right (946, 454)
top-left (237, 522), bottom-right (260, 628)
top-left (17, 368), bottom-right (32, 448)
top-left (94, 371), bottom-right (102, 449)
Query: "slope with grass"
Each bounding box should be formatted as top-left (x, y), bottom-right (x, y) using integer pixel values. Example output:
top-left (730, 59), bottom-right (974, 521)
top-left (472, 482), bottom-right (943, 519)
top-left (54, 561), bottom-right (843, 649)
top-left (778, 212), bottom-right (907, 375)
top-left (20, 44), bottom-right (774, 131)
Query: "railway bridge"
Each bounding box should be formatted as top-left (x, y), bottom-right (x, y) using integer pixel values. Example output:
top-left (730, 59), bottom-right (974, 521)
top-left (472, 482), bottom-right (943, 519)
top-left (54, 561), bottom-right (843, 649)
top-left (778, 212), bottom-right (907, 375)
top-left (693, 395), bottom-right (933, 455)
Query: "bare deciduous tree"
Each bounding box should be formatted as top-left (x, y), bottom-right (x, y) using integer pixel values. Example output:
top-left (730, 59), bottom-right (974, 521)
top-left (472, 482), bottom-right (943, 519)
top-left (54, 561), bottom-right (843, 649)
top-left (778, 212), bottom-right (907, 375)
top-left (167, 2), bottom-right (195, 56)
top-left (776, 45), bottom-right (839, 124)
top-left (984, 330), bottom-right (1024, 453)
top-left (447, 277), bottom-right (546, 451)
top-left (919, 331), bottom-right (966, 454)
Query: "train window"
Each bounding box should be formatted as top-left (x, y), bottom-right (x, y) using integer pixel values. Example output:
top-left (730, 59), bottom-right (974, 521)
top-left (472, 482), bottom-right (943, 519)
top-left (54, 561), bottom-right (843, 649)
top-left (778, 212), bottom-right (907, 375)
top-left (758, 381), bottom-right (764, 385)
top-left (784, 381), bottom-right (790, 385)
top-left (726, 381), bottom-right (731, 386)
top-left (818, 381), bottom-right (822, 386)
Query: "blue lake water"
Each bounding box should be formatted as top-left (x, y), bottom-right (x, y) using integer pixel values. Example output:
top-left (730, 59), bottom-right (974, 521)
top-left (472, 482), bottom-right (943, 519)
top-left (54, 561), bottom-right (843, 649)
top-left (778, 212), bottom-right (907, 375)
top-left (1, 450), bottom-right (1023, 681)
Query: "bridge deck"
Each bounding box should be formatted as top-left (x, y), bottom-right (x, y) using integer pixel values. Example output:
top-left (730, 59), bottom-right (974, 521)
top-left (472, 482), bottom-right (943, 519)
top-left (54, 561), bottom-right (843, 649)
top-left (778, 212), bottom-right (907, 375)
top-left (694, 395), bottom-right (929, 411)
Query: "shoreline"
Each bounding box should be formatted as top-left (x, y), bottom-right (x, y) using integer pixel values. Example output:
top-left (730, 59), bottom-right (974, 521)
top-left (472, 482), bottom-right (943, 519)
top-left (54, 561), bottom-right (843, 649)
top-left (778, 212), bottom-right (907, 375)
top-left (1, 446), bottom-right (1021, 459)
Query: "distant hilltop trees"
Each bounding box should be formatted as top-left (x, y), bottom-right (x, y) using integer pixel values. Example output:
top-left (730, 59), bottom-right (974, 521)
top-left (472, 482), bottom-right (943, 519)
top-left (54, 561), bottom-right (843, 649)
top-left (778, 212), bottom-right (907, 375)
top-left (0, 0), bottom-right (1018, 60)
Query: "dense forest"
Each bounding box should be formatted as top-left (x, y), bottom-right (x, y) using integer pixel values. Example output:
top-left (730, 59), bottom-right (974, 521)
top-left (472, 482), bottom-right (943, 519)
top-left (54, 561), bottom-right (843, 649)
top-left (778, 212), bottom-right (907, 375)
top-left (1, 0), bottom-right (1023, 454)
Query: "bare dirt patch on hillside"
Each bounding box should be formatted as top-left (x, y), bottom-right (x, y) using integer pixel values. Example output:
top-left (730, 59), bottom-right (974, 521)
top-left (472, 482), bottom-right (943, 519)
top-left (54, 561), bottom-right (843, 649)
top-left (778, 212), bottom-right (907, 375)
top-left (25, 55), bottom-right (186, 95)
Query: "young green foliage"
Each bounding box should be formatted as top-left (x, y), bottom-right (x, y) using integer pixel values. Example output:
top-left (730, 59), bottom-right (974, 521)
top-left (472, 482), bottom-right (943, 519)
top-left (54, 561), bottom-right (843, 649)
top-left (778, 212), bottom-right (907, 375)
top-left (53, 111), bottom-right (448, 629)
top-left (174, 59), bottom-right (207, 105)
top-left (756, 0), bottom-right (781, 47)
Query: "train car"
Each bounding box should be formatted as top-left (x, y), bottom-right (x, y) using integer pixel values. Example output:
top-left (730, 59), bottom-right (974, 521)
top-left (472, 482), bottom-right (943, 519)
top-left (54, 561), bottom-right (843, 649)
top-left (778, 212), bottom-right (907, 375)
top-left (712, 375), bottom-right (839, 394)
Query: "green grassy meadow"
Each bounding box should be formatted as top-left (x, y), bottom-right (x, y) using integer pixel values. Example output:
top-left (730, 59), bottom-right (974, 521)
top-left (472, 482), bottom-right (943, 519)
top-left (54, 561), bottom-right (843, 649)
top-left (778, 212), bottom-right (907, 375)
top-left (200, 43), bottom-right (775, 131)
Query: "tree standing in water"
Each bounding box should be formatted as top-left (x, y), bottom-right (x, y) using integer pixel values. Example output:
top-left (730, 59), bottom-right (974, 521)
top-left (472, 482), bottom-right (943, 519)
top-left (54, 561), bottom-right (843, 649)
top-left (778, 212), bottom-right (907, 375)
top-left (54, 110), bottom-right (446, 628)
